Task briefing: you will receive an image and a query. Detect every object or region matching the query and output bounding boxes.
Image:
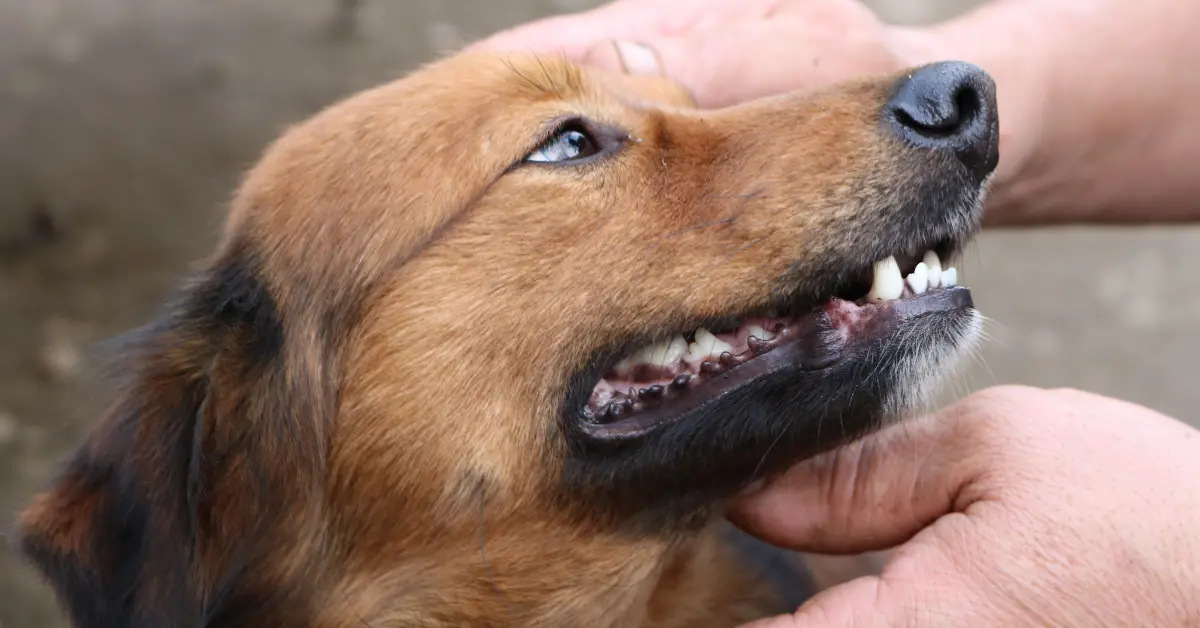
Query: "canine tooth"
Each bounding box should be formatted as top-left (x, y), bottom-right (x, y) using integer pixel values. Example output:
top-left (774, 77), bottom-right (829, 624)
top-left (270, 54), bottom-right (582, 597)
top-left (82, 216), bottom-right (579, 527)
top-left (745, 324), bottom-right (776, 341)
top-left (906, 262), bottom-right (929, 294)
top-left (867, 256), bottom-right (904, 302)
top-left (688, 328), bottom-right (733, 362)
top-left (942, 267), bottom-right (958, 287)
top-left (923, 251), bottom-right (942, 288)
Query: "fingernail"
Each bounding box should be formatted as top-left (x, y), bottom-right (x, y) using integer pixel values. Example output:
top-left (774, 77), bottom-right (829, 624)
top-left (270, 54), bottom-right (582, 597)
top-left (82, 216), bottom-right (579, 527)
top-left (612, 40), bottom-right (662, 76)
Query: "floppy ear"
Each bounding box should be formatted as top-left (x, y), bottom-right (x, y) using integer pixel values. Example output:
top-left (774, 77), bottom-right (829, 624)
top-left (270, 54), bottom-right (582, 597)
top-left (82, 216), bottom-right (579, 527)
top-left (14, 240), bottom-right (334, 628)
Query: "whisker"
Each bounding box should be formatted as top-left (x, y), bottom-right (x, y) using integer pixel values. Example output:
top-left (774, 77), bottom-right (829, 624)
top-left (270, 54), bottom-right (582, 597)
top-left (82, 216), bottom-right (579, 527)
top-left (714, 233), bottom-right (772, 267)
top-left (638, 215), bottom-right (737, 260)
top-left (500, 56), bottom-right (546, 92)
top-left (640, 187), bottom-right (766, 260)
top-left (665, 217), bottom-right (737, 238)
top-left (750, 421), bottom-right (789, 484)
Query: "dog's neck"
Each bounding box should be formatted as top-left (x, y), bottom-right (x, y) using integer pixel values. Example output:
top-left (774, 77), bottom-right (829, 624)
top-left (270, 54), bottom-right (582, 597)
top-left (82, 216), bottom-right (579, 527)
top-left (325, 521), bottom-right (782, 628)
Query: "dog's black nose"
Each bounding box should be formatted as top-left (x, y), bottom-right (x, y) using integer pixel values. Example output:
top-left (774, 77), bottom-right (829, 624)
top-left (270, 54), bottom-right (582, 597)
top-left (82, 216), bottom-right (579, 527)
top-left (884, 61), bottom-right (999, 182)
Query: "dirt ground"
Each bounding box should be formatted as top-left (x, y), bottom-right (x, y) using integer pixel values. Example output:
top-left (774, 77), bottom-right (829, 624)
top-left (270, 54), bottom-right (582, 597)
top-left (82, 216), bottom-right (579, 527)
top-left (2, 1), bottom-right (1197, 626)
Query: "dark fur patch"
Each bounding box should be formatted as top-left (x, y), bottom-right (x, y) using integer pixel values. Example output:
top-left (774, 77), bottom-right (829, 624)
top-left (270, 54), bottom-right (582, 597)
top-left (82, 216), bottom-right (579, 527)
top-left (15, 240), bottom-right (310, 628)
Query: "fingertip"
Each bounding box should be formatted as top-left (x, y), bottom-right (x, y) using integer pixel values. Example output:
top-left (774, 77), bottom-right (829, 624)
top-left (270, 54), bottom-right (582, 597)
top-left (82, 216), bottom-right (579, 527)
top-left (464, 2), bottom-right (654, 58)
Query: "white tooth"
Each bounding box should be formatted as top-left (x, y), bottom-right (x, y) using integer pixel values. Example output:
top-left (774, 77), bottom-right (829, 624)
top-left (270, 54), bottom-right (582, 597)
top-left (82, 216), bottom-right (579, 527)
top-left (745, 323), bottom-right (776, 341)
top-left (867, 256), bottom-right (904, 302)
top-left (668, 335), bottom-right (688, 362)
top-left (942, 267), bottom-right (957, 287)
top-left (611, 356), bottom-right (635, 377)
top-left (687, 328), bottom-right (733, 362)
top-left (636, 335), bottom-right (688, 367)
top-left (923, 251), bottom-right (942, 288)
top-left (906, 262), bottom-right (929, 294)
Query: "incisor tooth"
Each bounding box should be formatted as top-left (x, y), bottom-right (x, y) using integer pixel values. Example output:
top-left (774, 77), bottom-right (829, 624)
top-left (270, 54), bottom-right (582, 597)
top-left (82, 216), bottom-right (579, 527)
top-left (688, 328), bottom-right (733, 362)
top-left (632, 336), bottom-right (687, 368)
top-left (906, 262), bottom-right (929, 294)
top-left (942, 267), bottom-right (958, 287)
top-left (867, 256), bottom-right (904, 302)
top-left (662, 335), bottom-right (688, 365)
top-left (924, 251), bottom-right (942, 288)
top-left (745, 324), bottom-right (776, 341)
top-left (611, 356), bottom-right (635, 377)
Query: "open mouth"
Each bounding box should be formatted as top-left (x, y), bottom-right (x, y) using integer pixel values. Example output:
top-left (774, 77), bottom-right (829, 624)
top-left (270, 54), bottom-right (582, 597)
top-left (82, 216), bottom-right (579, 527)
top-left (579, 248), bottom-right (972, 438)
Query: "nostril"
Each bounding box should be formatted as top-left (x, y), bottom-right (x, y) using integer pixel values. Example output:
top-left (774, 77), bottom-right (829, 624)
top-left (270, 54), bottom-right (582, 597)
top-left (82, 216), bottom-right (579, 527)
top-left (892, 82), bottom-right (981, 139)
top-left (884, 61), bottom-right (999, 181)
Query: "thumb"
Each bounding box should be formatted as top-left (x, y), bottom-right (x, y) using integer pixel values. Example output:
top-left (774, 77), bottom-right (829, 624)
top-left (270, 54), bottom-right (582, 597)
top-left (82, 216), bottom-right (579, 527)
top-left (728, 399), bottom-right (997, 554)
top-left (579, 25), bottom-right (791, 109)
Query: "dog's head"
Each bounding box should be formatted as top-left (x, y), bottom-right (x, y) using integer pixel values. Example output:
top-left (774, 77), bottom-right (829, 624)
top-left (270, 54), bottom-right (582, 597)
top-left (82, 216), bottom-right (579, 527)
top-left (16, 53), bottom-right (997, 627)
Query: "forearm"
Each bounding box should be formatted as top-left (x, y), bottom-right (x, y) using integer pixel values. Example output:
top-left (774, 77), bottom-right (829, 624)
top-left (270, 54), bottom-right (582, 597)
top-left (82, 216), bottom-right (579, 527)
top-left (898, 0), bottom-right (1200, 226)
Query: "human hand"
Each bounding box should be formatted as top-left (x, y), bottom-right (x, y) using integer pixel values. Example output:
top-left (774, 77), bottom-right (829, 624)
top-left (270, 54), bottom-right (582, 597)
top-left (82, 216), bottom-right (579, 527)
top-left (729, 385), bottom-right (1200, 627)
top-left (467, 0), bottom-right (949, 110)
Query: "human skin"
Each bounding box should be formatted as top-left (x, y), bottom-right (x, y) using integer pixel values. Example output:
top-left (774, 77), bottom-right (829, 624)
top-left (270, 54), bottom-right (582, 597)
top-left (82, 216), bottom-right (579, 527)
top-left (728, 386), bottom-right (1200, 627)
top-left (469, 0), bottom-right (1200, 227)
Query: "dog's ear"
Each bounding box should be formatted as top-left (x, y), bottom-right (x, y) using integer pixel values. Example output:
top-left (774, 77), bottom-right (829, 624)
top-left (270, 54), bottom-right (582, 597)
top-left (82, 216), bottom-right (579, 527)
top-left (14, 241), bottom-right (334, 628)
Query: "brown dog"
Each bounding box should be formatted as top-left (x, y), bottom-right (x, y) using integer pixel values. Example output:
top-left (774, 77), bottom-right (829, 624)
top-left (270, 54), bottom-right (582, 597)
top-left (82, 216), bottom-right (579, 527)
top-left (14, 51), bottom-right (997, 627)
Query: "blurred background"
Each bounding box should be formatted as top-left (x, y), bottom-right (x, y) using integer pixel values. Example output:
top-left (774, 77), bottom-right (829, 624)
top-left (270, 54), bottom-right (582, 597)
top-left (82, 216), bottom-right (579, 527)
top-left (1, 0), bottom-right (1197, 625)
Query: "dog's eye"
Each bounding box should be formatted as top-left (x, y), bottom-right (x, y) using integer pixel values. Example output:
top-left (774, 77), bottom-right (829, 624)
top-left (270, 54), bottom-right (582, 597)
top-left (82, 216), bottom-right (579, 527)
top-left (525, 124), bottom-right (600, 164)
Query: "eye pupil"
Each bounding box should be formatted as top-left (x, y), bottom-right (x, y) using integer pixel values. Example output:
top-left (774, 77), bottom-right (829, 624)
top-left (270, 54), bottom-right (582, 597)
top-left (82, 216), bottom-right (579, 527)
top-left (524, 123), bottom-right (605, 164)
top-left (565, 130), bottom-right (588, 156)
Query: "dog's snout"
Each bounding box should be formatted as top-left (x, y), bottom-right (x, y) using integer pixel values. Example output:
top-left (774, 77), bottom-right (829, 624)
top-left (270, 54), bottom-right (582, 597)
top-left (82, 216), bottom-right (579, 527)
top-left (884, 61), bottom-right (999, 181)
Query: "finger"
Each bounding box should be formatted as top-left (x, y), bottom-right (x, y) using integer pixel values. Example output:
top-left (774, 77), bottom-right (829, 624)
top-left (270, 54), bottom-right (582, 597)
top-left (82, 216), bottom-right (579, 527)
top-left (465, 0), bottom-right (658, 58)
top-left (578, 22), bottom-right (822, 109)
top-left (728, 399), bottom-right (998, 554)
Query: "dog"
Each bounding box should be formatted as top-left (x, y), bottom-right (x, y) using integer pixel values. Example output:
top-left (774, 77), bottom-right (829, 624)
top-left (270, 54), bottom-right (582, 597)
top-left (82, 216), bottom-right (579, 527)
top-left (14, 50), bottom-right (998, 627)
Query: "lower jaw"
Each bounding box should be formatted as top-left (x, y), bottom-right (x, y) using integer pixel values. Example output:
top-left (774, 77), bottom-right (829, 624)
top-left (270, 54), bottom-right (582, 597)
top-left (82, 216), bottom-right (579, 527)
top-left (579, 286), bottom-right (974, 439)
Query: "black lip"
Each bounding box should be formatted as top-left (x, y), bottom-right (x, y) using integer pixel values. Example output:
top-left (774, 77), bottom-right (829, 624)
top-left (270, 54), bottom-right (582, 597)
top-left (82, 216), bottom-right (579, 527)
top-left (558, 285), bottom-right (980, 527)
top-left (570, 286), bottom-right (974, 443)
top-left (579, 313), bottom-right (844, 440)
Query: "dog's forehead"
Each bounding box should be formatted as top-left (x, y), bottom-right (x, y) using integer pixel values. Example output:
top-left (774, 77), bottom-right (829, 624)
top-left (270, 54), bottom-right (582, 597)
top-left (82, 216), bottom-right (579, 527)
top-left (217, 53), bottom-right (671, 309)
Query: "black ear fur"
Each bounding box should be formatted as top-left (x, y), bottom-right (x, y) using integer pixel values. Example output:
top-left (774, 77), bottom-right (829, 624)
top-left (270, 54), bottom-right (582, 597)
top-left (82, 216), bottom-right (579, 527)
top-left (15, 242), bottom-right (325, 628)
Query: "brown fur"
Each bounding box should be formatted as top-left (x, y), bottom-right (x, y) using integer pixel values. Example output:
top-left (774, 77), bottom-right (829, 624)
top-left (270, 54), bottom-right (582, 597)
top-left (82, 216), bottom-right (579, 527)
top-left (14, 51), bottom-right (986, 627)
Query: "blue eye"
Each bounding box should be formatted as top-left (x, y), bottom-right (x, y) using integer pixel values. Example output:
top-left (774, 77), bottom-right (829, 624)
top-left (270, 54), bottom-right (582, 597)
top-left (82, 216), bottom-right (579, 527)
top-left (525, 126), bottom-right (600, 164)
